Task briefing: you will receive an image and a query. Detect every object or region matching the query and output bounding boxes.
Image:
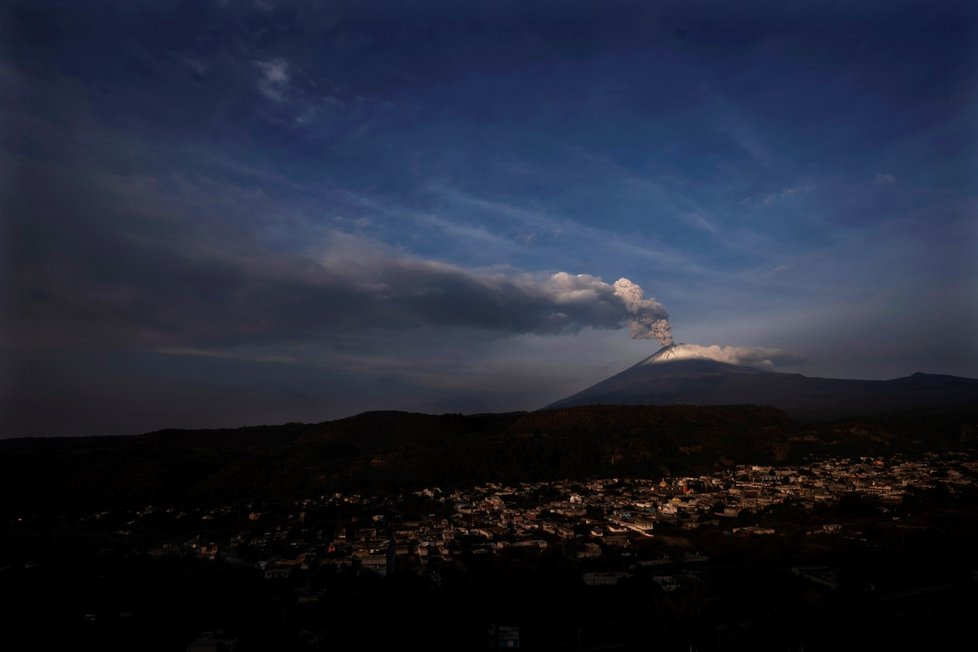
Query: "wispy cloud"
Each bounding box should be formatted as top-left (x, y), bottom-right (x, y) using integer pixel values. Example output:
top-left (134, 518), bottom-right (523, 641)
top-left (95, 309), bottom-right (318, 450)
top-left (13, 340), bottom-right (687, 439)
top-left (675, 210), bottom-right (720, 235)
top-left (154, 347), bottom-right (299, 365)
top-left (424, 183), bottom-right (710, 276)
top-left (173, 53), bottom-right (207, 76)
top-left (255, 58), bottom-right (289, 102)
top-left (758, 183), bottom-right (815, 205)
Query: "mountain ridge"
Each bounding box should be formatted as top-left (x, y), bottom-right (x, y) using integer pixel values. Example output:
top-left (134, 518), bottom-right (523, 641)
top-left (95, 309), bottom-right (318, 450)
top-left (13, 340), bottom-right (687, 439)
top-left (548, 345), bottom-right (978, 418)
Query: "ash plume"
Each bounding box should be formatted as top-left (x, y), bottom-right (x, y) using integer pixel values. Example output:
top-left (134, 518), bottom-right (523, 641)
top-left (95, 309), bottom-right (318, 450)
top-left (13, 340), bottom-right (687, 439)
top-left (9, 224), bottom-right (676, 348)
top-left (612, 277), bottom-right (673, 345)
top-left (535, 272), bottom-right (672, 344)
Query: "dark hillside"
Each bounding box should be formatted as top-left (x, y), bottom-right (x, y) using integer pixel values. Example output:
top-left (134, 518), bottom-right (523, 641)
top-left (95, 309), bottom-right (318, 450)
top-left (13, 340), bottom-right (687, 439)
top-left (2, 405), bottom-right (976, 517)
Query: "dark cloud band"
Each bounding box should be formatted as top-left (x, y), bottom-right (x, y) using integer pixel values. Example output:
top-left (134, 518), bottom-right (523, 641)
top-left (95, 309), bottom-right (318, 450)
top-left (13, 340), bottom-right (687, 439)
top-left (8, 228), bottom-right (672, 348)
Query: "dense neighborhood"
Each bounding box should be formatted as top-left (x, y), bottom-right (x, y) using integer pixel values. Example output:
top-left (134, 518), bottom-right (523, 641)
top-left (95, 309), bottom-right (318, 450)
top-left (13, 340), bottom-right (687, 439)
top-left (66, 450), bottom-right (974, 582)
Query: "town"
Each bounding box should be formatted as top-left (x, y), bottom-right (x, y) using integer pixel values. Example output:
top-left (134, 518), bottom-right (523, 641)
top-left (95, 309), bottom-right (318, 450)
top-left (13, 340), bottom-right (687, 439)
top-left (7, 449), bottom-right (978, 650)
top-left (82, 450), bottom-right (966, 576)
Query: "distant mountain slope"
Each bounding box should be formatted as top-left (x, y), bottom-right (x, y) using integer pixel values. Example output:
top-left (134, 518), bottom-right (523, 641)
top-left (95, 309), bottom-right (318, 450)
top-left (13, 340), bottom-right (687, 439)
top-left (549, 344), bottom-right (978, 418)
top-left (294, 410), bottom-right (523, 449)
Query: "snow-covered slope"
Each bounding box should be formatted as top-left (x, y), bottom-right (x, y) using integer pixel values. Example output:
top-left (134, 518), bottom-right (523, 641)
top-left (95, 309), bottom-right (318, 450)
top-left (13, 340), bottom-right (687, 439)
top-left (641, 343), bottom-right (720, 365)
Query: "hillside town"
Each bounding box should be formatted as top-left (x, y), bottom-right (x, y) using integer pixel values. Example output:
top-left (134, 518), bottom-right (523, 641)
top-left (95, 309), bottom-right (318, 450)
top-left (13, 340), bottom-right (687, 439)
top-left (58, 449), bottom-right (974, 582)
top-left (7, 448), bottom-right (978, 651)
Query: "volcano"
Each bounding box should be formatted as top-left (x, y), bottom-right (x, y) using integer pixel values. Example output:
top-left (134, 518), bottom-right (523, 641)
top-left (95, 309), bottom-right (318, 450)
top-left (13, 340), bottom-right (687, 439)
top-left (548, 343), bottom-right (978, 418)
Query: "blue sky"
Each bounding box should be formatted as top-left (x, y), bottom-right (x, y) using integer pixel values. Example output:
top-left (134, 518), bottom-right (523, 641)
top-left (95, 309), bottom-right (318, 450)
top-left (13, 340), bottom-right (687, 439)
top-left (2, 0), bottom-right (976, 436)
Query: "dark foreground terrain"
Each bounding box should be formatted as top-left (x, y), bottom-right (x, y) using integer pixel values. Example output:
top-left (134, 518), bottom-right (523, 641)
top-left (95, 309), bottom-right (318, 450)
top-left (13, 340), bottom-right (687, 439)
top-left (3, 404), bottom-right (978, 650)
top-left (2, 404), bottom-right (977, 515)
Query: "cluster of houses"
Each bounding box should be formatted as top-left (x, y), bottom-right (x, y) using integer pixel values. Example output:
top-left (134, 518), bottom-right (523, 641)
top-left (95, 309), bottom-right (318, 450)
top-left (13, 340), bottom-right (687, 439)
top-left (102, 450), bottom-right (974, 582)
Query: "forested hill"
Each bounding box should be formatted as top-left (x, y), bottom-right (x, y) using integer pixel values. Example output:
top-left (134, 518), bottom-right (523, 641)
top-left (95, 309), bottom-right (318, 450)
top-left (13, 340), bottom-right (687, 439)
top-left (2, 404), bottom-right (976, 517)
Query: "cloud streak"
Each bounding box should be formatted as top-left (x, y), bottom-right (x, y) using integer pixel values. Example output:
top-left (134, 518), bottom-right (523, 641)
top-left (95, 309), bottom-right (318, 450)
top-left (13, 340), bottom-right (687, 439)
top-left (306, 237), bottom-right (674, 344)
top-left (9, 220), bottom-right (673, 349)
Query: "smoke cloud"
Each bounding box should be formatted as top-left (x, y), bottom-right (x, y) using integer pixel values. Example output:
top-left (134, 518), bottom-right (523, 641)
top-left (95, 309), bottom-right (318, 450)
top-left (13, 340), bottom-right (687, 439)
top-left (612, 278), bottom-right (673, 345)
top-left (8, 227), bottom-right (674, 348)
top-left (535, 272), bottom-right (673, 345)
